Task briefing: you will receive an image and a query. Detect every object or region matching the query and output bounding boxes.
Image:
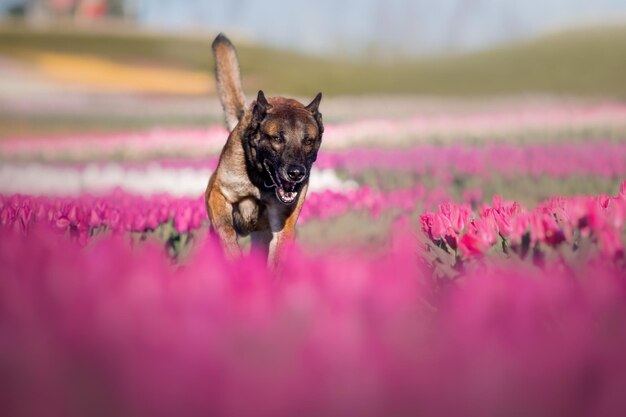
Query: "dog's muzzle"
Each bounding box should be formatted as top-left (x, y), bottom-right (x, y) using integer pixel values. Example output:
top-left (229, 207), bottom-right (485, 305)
top-left (264, 161), bottom-right (305, 204)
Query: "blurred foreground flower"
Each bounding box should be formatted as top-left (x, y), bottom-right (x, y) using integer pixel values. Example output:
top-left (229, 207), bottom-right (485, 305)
top-left (1, 225), bottom-right (626, 417)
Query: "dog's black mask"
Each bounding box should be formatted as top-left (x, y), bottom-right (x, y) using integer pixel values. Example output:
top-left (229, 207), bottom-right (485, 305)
top-left (244, 90), bottom-right (323, 205)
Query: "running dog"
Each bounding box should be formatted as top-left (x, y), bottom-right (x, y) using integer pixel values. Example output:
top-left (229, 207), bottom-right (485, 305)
top-left (205, 33), bottom-right (323, 267)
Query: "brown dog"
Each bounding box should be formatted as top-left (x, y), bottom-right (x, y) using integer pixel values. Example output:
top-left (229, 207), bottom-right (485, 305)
top-left (205, 34), bottom-right (324, 267)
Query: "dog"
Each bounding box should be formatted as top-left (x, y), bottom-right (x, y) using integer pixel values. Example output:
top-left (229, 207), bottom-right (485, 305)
top-left (205, 33), bottom-right (324, 267)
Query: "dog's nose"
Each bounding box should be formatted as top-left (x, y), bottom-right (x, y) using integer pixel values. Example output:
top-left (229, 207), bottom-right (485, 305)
top-left (286, 165), bottom-right (306, 182)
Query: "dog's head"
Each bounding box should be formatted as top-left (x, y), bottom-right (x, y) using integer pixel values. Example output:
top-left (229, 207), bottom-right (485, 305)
top-left (245, 90), bottom-right (324, 205)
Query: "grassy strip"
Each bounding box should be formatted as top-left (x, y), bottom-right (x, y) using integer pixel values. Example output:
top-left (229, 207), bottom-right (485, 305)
top-left (0, 113), bottom-right (220, 138)
top-left (347, 169), bottom-right (624, 206)
top-left (1, 24), bottom-right (625, 97)
top-left (450, 174), bottom-right (624, 207)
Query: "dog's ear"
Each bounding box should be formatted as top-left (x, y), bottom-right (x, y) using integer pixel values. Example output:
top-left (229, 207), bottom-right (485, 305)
top-left (247, 90), bottom-right (272, 149)
top-left (305, 92), bottom-right (322, 114)
top-left (252, 90), bottom-right (272, 122)
top-left (306, 92), bottom-right (324, 135)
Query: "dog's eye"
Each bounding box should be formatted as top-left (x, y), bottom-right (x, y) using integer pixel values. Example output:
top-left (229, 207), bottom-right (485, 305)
top-left (266, 134), bottom-right (282, 144)
top-left (303, 137), bottom-right (314, 146)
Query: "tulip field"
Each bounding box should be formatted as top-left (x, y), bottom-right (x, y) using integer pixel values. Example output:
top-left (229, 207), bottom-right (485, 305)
top-left (2, 100), bottom-right (626, 417)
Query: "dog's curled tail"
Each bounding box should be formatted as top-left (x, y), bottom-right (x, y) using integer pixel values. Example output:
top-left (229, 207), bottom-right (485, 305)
top-left (212, 33), bottom-right (247, 132)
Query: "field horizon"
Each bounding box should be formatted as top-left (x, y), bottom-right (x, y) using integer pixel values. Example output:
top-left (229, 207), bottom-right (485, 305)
top-left (0, 22), bottom-right (625, 97)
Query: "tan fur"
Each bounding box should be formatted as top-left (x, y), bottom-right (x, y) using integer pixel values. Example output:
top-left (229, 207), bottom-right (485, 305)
top-left (212, 34), bottom-right (247, 132)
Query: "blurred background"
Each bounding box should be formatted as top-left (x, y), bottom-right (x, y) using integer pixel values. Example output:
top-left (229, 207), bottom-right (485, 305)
top-left (1, 0), bottom-right (625, 248)
top-left (0, 0), bottom-right (625, 138)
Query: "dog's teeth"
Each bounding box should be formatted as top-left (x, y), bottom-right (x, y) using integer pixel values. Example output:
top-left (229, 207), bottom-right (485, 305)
top-left (275, 186), bottom-right (297, 203)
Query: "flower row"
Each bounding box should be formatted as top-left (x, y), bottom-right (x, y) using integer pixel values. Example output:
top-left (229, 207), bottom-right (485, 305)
top-left (0, 185), bottom-right (449, 243)
top-left (3, 139), bottom-right (624, 200)
top-left (2, 102), bottom-right (624, 161)
top-left (317, 141), bottom-right (626, 178)
top-left (421, 182), bottom-right (626, 263)
top-left (0, 191), bottom-right (206, 244)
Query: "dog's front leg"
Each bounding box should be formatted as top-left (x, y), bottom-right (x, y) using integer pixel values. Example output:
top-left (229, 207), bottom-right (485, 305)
top-left (206, 188), bottom-right (241, 259)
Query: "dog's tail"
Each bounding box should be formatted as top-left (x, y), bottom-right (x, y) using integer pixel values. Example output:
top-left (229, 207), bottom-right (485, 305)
top-left (212, 33), bottom-right (247, 132)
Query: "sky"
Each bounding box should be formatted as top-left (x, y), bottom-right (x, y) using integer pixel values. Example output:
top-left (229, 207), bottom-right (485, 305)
top-left (134, 0), bottom-right (626, 56)
top-left (2, 0), bottom-right (626, 56)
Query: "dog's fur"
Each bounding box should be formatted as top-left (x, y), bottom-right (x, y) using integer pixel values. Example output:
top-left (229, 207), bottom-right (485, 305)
top-left (206, 33), bottom-right (323, 267)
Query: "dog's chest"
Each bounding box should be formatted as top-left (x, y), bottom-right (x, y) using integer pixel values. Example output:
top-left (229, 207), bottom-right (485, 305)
top-left (218, 168), bottom-right (261, 202)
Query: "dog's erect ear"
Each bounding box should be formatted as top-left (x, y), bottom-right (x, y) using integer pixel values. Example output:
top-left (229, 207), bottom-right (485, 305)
top-left (305, 92), bottom-right (322, 114)
top-left (248, 90), bottom-right (272, 146)
top-left (306, 92), bottom-right (324, 135)
top-left (253, 90), bottom-right (272, 119)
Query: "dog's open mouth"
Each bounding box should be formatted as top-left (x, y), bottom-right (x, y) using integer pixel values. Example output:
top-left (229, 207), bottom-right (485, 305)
top-left (264, 161), bottom-right (299, 204)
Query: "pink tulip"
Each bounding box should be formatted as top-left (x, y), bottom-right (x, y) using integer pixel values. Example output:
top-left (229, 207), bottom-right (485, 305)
top-left (88, 208), bottom-right (102, 228)
top-left (508, 212), bottom-right (530, 246)
top-left (459, 231), bottom-right (488, 256)
top-left (420, 212), bottom-right (451, 242)
top-left (439, 202), bottom-right (471, 234)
